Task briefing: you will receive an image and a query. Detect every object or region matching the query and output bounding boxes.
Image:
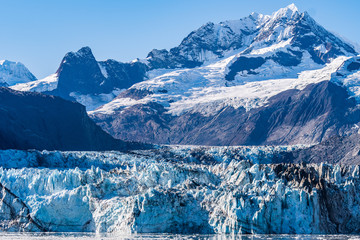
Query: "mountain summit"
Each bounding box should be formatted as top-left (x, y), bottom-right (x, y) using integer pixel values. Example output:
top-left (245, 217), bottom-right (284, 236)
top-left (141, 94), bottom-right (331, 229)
top-left (88, 4), bottom-right (360, 146)
top-left (12, 47), bottom-right (148, 110)
top-left (0, 60), bottom-right (36, 86)
top-left (145, 3), bottom-right (356, 70)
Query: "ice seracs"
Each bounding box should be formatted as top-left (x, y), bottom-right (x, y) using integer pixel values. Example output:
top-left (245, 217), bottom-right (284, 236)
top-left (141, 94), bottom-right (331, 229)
top-left (0, 147), bottom-right (359, 234)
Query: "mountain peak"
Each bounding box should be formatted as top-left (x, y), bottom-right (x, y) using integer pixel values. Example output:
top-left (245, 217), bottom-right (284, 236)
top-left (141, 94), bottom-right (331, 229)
top-left (286, 3), bottom-right (299, 12)
top-left (55, 46), bottom-right (105, 95)
top-left (72, 46), bottom-right (94, 59)
top-left (272, 3), bottom-right (300, 19)
top-left (0, 60), bottom-right (37, 86)
top-left (59, 47), bottom-right (96, 68)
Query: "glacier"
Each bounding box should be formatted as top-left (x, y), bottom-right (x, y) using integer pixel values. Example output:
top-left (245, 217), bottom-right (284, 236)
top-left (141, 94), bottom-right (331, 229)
top-left (1, 146), bottom-right (360, 234)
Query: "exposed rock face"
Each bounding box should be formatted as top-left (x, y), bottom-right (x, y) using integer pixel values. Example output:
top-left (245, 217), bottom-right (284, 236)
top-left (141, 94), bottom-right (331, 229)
top-left (0, 87), bottom-right (137, 151)
top-left (55, 47), bottom-right (105, 96)
top-left (52, 47), bottom-right (148, 98)
top-left (280, 133), bottom-right (360, 166)
top-left (98, 59), bottom-right (147, 91)
top-left (92, 81), bottom-right (360, 145)
top-left (0, 148), bottom-right (359, 234)
top-left (225, 57), bottom-right (266, 80)
top-left (11, 47), bottom-right (148, 110)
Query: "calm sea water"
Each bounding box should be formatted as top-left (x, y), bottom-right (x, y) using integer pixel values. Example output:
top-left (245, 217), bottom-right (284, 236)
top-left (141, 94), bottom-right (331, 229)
top-left (0, 233), bottom-right (359, 240)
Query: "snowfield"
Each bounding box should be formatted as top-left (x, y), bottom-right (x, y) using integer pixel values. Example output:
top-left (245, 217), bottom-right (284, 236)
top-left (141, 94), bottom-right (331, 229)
top-left (90, 54), bottom-right (349, 117)
top-left (11, 74), bottom-right (58, 92)
top-left (1, 146), bottom-right (360, 234)
top-left (89, 4), bottom-right (358, 117)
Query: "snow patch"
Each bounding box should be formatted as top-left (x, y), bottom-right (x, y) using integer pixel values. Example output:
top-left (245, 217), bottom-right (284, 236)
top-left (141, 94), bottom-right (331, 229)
top-left (10, 74), bottom-right (58, 92)
top-left (314, 44), bottom-right (328, 54)
top-left (98, 63), bottom-right (108, 78)
top-left (70, 88), bottom-right (124, 111)
top-left (89, 96), bottom-right (151, 115)
top-left (250, 38), bottom-right (293, 55)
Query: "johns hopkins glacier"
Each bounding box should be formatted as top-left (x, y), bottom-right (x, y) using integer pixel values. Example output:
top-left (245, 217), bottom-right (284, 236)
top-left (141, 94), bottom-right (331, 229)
top-left (2, 2), bottom-right (360, 237)
top-left (1, 146), bottom-right (360, 234)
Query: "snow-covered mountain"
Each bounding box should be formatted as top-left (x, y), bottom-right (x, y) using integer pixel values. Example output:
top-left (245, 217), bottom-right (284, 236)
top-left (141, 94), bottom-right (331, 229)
top-left (145, 3), bottom-right (356, 70)
top-left (0, 60), bottom-right (36, 86)
top-left (12, 47), bottom-right (148, 110)
top-left (89, 4), bottom-right (360, 145)
top-left (10, 4), bottom-right (360, 146)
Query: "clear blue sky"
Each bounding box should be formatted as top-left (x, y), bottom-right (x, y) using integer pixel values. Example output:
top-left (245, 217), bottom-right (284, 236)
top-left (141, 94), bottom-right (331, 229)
top-left (1, 0), bottom-right (359, 78)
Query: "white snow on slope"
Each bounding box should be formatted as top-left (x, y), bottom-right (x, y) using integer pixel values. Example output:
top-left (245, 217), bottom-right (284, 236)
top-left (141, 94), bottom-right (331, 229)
top-left (91, 53), bottom-right (348, 116)
top-left (70, 88), bottom-right (124, 111)
top-left (11, 74), bottom-right (58, 92)
top-left (11, 74), bottom-right (122, 111)
top-left (0, 60), bottom-right (37, 86)
top-left (330, 56), bottom-right (360, 103)
top-left (98, 63), bottom-right (108, 78)
top-left (250, 38), bottom-right (293, 55)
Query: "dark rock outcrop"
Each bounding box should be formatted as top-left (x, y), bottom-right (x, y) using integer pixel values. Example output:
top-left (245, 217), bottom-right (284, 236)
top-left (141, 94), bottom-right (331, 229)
top-left (0, 87), bottom-right (141, 151)
top-left (270, 163), bottom-right (360, 233)
top-left (48, 47), bottom-right (148, 100)
top-left (225, 57), bottom-right (266, 80)
top-left (276, 133), bottom-right (360, 165)
top-left (98, 59), bottom-right (148, 91)
top-left (55, 47), bottom-right (105, 96)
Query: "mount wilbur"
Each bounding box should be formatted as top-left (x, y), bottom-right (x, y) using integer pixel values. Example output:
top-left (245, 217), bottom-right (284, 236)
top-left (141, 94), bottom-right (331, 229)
top-left (88, 4), bottom-right (360, 146)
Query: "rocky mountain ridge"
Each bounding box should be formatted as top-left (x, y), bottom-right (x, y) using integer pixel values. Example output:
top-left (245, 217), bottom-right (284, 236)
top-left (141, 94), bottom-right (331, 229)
top-left (0, 87), bottom-right (143, 151)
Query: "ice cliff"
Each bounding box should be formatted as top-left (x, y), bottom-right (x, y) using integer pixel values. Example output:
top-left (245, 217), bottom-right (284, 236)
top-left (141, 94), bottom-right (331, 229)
top-left (0, 146), bottom-right (359, 234)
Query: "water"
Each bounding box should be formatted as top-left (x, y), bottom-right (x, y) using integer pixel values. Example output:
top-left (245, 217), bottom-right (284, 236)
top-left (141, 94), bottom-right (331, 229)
top-left (0, 233), bottom-right (359, 240)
